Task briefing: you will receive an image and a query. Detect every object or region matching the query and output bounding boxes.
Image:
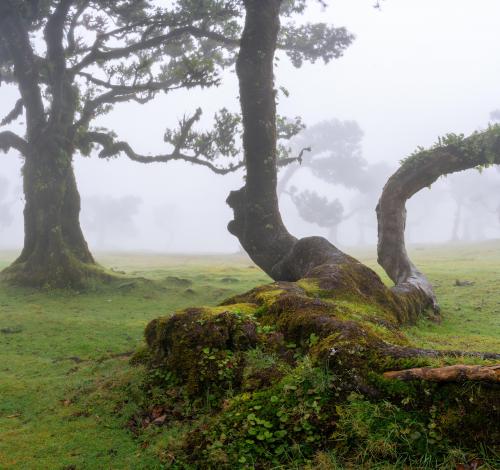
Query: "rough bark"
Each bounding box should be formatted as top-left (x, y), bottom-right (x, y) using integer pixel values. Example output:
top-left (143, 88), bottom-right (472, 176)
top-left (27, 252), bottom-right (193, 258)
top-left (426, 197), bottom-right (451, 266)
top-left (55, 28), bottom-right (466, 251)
top-left (227, 0), bottom-right (298, 278)
top-left (137, 4), bottom-right (499, 465)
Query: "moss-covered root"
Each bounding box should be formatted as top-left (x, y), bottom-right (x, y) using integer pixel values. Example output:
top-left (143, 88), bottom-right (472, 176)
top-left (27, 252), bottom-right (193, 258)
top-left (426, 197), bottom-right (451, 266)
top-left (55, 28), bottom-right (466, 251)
top-left (1, 255), bottom-right (114, 289)
top-left (144, 304), bottom-right (259, 396)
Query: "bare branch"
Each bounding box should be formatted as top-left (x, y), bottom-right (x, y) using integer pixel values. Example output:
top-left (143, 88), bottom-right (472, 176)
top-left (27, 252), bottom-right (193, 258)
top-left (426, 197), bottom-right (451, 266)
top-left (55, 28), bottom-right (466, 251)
top-left (278, 146), bottom-right (310, 167)
top-left (73, 70), bottom-right (210, 130)
top-left (1, 98), bottom-right (23, 126)
top-left (66, 1), bottom-right (90, 56)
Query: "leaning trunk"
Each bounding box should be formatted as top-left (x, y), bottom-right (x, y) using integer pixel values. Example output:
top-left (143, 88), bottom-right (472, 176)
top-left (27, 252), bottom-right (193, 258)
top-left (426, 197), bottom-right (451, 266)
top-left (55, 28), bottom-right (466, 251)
top-left (3, 137), bottom-right (97, 288)
top-left (226, 0), bottom-right (434, 316)
top-left (227, 0), bottom-right (297, 278)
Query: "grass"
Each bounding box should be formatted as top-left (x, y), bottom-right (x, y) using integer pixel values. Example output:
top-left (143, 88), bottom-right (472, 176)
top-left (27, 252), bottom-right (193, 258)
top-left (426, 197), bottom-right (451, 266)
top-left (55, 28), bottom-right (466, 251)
top-left (0, 242), bottom-right (498, 469)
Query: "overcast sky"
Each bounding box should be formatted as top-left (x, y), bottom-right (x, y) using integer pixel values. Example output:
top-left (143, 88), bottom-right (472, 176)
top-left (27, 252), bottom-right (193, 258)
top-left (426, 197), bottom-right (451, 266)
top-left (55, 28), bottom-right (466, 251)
top-left (1, 0), bottom-right (500, 252)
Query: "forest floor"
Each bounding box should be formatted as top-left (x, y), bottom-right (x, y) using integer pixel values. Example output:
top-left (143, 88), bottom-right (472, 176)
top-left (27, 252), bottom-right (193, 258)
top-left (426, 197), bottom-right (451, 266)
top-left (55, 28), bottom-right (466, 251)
top-left (0, 241), bottom-right (498, 469)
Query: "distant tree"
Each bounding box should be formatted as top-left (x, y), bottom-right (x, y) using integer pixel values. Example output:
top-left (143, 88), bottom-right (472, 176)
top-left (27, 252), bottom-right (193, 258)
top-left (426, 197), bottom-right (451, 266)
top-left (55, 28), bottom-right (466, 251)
top-left (279, 119), bottom-right (392, 245)
top-left (0, 0), bottom-right (352, 288)
top-left (447, 170), bottom-right (500, 242)
top-left (0, 175), bottom-right (14, 230)
top-left (141, 7), bottom-right (500, 468)
top-left (490, 109), bottom-right (500, 121)
top-left (83, 195), bottom-right (142, 248)
top-left (287, 188), bottom-right (356, 244)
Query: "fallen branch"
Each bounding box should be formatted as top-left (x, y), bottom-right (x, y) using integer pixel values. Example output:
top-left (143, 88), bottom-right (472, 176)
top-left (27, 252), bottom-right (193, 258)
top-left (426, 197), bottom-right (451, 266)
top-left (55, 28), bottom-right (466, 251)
top-left (383, 364), bottom-right (500, 383)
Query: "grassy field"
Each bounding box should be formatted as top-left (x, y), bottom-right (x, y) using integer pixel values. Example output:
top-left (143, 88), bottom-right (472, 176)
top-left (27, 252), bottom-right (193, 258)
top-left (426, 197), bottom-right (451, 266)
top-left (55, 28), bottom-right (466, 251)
top-left (0, 242), bottom-right (498, 469)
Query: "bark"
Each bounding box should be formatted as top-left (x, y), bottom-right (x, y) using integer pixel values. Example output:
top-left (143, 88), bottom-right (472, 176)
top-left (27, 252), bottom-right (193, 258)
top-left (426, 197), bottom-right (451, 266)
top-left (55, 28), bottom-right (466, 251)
top-left (0, 4), bottom-right (104, 288)
top-left (138, 5), bottom-right (500, 465)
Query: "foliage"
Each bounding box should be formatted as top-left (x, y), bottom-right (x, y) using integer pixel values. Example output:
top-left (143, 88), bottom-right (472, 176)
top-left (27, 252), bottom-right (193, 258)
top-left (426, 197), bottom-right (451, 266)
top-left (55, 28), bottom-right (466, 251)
top-left (0, 0), bottom-right (354, 171)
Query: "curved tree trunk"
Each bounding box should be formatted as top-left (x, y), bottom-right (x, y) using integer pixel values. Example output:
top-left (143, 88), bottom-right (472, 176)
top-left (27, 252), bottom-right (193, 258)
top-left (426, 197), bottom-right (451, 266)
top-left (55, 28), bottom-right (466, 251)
top-left (2, 135), bottom-right (99, 288)
top-left (377, 130), bottom-right (500, 310)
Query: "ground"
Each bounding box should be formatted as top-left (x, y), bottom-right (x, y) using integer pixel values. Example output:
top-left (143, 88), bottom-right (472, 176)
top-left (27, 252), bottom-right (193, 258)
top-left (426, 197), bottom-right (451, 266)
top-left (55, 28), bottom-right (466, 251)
top-left (0, 242), bottom-right (498, 469)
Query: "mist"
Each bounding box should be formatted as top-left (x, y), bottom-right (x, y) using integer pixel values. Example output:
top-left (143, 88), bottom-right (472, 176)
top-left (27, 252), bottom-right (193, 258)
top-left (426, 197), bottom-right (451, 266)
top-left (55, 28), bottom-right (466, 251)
top-left (1, 0), bottom-right (499, 253)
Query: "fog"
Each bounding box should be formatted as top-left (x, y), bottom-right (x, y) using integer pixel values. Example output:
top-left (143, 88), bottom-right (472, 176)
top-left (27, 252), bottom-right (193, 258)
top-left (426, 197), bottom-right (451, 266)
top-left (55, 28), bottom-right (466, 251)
top-left (1, 0), bottom-right (500, 253)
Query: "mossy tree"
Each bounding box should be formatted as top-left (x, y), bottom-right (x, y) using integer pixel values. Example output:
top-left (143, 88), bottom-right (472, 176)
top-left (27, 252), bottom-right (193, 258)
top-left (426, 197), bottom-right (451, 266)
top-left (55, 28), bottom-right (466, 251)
top-left (0, 1), bottom-right (236, 287)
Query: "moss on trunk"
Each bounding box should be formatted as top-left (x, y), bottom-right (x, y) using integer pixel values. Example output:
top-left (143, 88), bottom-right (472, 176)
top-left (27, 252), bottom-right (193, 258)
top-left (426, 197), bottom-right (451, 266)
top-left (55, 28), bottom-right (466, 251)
top-left (1, 143), bottom-right (107, 289)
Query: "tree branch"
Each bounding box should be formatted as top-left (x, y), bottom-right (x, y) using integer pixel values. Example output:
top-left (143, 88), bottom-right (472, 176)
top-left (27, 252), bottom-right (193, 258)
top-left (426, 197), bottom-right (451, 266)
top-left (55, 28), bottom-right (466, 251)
top-left (72, 26), bottom-right (195, 72)
top-left (0, 2), bottom-right (45, 136)
top-left (377, 126), bottom-right (500, 309)
top-left (78, 129), bottom-right (244, 176)
top-left (1, 98), bottom-right (23, 126)
top-left (0, 131), bottom-right (29, 155)
top-left (74, 70), bottom-right (212, 130)
top-left (45, 0), bottom-right (74, 125)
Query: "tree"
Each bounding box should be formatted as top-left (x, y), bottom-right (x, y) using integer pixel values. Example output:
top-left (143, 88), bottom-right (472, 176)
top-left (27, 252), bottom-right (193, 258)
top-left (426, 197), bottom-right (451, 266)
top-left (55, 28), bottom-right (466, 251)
top-left (0, 0), bottom-right (236, 288)
top-left (141, 3), bottom-right (500, 466)
top-left (279, 119), bottom-right (393, 245)
top-left (0, 175), bottom-right (14, 230)
top-left (82, 194), bottom-right (142, 249)
top-left (287, 188), bottom-right (355, 244)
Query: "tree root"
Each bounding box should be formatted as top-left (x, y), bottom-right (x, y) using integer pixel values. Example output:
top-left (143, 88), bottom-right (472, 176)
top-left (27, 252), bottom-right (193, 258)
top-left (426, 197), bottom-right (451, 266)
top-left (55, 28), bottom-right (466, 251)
top-left (384, 364), bottom-right (500, 383)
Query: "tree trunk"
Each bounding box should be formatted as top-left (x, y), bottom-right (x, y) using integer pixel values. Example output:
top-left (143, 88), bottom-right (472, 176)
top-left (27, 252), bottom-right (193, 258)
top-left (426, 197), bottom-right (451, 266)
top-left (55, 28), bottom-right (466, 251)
top-left (226, 0), bottom-right (434, 319)
top-left (327, 224), bottom-right (339, 245)
top-left (227, 0), bottom-right (297, 279)
top-left (2, 136), bottom-right (99, 288)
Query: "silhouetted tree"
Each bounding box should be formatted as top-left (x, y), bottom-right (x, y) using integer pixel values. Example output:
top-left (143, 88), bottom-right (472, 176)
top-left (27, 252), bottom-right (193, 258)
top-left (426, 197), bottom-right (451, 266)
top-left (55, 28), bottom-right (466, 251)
top-left (83, 195), bottom-right (142, 248)
top-left (280, 120), bottom-right (393, 245)
top-left (0, 175), bottom-right (14, 230)
top-left (287, 187), bottom-right (356, 244)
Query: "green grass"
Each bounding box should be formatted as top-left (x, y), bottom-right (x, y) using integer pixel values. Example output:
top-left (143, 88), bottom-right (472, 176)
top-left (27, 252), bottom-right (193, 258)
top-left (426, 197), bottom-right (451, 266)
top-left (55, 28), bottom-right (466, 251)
top-left (0, 243), bottom-right (498, 469)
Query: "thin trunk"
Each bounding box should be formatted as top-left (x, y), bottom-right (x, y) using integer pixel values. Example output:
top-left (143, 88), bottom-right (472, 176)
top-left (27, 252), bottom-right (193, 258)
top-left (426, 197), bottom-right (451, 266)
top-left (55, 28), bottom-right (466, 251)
top-left (327, 225), bottom-right (339, 245)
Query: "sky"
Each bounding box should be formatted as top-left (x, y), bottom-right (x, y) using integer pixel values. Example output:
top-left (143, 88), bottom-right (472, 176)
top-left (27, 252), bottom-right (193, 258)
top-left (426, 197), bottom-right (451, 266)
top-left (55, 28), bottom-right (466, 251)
top-left (1, 0), bottom-right (500, 253)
